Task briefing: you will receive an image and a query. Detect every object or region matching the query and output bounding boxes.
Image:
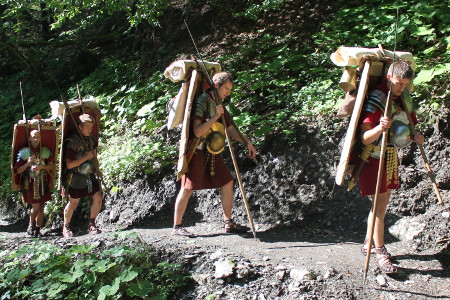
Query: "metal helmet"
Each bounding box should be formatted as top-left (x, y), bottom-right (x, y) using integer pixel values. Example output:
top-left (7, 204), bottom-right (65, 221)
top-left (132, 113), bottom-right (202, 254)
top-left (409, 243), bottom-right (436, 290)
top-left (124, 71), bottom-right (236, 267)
top-left (390, 120), bottom-right (412, 148)
top-left (78, 161), bottom-right (95, 174)
top-left (205, 122), bottom-right (226, 155)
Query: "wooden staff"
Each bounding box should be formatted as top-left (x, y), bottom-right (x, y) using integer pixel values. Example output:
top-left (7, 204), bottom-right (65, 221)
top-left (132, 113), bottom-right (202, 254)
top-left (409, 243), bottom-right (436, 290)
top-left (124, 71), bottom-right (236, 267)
top-left (215, 96), bottom-right (257, 239)
top-left (363, 76), bottom-right (394, 283)
top-left (399, 97), bottom-right (443, 204)
top-left (37, 120), bottom-right (45, 196)
top-left (18, 81), bottom-right (30, 208)
top-left (76, 84), bottom-right (86, 114)
top-left (184, 20), bottom-right (257, 239)
top-left (19, 82), bottom-right (31, 150)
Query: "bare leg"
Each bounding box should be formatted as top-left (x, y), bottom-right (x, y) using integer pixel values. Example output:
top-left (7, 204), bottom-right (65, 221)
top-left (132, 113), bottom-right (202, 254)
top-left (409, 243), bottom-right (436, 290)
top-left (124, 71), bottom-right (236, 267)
top-left (89, 191), bottom-right (103, 220)
top-left (173, 188), bottom-right (193, 226)
top-left (365, 190), bottom-right (391, 247)
top-left (36, 203), bottom-right (46, 228)
top-left (220, 180), bottom-right (234, 221)
top-left (63, 197), bottom-right (80, 226)
top-left (30, 203), bottom-right (39, 225)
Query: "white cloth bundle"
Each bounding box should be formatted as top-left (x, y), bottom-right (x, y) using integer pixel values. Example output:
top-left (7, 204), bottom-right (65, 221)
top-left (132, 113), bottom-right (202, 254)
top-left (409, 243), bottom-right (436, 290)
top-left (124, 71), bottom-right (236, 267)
top-left (49, 97), bottom-right (99, 120)
top-left (331, 47), bottom-right (416, 71)
top-left (164, 60), bottom-right (221, 82)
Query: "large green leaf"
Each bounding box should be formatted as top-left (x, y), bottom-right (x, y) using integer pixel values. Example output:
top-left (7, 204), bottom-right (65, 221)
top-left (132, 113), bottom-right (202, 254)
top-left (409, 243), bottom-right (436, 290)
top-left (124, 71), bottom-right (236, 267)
top-left (68, 243), bottom-right (99, 254)
top-left (254, 125), bottom-right (273, 137)
top-left (47, 282), bottom-right (69, 297)
top-left (126, 280), bottom-right (154, 297)
top-left (415, 63), bottom-right (450, 84)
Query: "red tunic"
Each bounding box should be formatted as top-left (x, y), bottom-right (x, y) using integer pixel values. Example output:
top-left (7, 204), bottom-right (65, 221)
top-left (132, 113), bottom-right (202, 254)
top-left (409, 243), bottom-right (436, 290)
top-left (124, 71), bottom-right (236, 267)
top-left (358, 86), bottom-right (418, 197)
top-left (181, 92), bottom-right (234, 190)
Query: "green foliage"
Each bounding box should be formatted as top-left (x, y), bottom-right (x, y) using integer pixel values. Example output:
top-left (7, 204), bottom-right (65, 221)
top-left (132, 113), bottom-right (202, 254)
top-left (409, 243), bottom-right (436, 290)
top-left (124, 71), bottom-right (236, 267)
top-left (2, 0), bottom-right (450, 218)
top-left (216, 32), bottom-right (340, 143)
top-left (98, 127), bottom-right (177, 185)
top-left (1, 0), bottom-right (169, 35)
top-left (313, 0), bottom-right (450, 115)
top-left (235, 0), bottom-right (287, 20)
top-left (0, 232), bottom-right (189, 299)
top-left (79, 64), bottom-right (178, 184)
top-left (415, 63), bottom-right (450, 84)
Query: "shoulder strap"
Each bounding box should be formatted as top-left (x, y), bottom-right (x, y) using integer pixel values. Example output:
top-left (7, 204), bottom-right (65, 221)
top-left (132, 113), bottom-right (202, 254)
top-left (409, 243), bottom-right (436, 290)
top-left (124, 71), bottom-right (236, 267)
top-left (65, 134), bottom-right (83, 152)
top-left (400, 89), bottom-right (413, 113)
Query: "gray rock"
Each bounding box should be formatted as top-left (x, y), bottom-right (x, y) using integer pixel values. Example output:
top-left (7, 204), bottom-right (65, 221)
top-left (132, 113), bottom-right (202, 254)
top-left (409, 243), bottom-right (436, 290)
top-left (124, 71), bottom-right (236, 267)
top-left (276, 270), bottom-right (286, 280)
top-left (214, 258), bottom-right (235, 279)
top-left (210, 250), bottom-right (224, 261)
top-left (376, 274), bottom-right (387, 287)
top-left (290, 268), bottom-right (312, 282)
top-left (192, 273), bottom-right (208, 285)
top-left (389, 217), bottom-right (426, 241)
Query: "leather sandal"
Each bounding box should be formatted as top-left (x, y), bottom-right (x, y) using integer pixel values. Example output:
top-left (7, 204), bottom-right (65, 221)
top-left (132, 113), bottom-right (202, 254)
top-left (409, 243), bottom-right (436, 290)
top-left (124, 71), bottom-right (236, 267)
top-left (88, 218), bottom-right (102, 234)
top-left (62, 224), bottom-right (73, 238)
top-left (172, 225), bottom-right (195, 237)
top-left (224, 219), bottom-right (249, 234)
top-left (375, 247), bottom-right (397, 274)
top-left (361, 240), bottom-right (391, 258)
top-left (34, 226), bottom-right (41, 238)
top-left (27, 221), bottom-right (36, 236)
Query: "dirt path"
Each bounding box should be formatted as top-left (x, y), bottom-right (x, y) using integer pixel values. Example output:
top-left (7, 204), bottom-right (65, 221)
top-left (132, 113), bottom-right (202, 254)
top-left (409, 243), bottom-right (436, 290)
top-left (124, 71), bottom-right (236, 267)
top-left (1, 220), bottom-right (448, 299)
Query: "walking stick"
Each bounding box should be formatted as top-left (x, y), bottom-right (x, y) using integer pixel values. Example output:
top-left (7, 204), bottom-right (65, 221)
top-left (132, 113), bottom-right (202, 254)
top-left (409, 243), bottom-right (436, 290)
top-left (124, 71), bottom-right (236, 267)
top-left (363, 88), bottom-right (393, 283)
top-left (363, 10), bottom-right (401, 283)
top-left (184, 20), bottom-right (257, 239)
top-left (18, 81), bottom-right (30, 208)
top-left (399, 97), bottom-right (443, 205)
top-left (19, 82), bottom-right (31, 150)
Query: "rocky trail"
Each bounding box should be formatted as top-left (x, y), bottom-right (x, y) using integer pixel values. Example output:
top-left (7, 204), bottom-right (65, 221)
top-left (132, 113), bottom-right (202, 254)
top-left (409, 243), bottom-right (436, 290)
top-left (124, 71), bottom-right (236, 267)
top-left (1, 212), bottom-right (449, 299)
top-left (2, 111), bottom-right (449, 299)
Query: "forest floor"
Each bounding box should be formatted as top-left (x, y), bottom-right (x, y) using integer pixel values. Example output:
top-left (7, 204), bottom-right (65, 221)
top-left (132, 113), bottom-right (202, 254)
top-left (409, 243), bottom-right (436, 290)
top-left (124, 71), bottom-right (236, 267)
top-left (1, 216), bottom-right (449, 299)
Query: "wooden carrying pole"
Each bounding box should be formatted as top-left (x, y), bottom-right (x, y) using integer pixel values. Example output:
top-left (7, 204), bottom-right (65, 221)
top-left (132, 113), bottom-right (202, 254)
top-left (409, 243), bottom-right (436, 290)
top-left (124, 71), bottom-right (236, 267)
top-left (399, 97), bottom-right (443, 205)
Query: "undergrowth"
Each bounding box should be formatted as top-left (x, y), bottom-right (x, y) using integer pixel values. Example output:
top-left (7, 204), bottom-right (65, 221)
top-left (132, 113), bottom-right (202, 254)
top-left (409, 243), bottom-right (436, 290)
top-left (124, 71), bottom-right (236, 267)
top-left (0, 231), bottom-right (189, 299)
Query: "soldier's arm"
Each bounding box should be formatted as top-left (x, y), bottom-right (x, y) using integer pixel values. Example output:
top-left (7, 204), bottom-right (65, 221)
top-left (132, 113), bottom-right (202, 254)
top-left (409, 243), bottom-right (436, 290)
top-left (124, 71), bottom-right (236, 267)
top-left (65, 151), bottom-right (95, 169)
top-left (361, 116), bottom-right (391, 145)
top-left (413, 132), bottom-right (424, 145)
top-left (193, 105), bottom-right (223, 138)
top-left (33, 162), bottom-right (54, 172)
top-left (227, 126), bottom-right (256, 159)
top-left (16, 156), bottom-right (34, 174)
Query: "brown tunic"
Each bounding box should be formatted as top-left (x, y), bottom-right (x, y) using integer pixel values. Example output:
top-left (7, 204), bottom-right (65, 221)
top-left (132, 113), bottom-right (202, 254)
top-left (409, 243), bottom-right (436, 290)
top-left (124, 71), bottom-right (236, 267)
top-left (63, 134), bottom-right (100, 198)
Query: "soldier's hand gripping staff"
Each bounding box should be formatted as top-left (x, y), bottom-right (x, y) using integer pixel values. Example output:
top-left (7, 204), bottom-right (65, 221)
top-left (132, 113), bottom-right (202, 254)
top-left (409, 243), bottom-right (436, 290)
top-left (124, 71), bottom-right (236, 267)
top-left (62, 114), bottom-right (103, 237)
top-left (15, 129), bottom-right (54, 237)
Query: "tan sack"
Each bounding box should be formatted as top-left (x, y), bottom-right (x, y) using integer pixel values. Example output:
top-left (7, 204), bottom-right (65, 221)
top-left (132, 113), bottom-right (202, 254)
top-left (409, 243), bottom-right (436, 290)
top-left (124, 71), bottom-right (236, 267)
top-left (336, 90), bottom-right (357, 118)
top-left (167, 81), bottom-right (189, 129)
